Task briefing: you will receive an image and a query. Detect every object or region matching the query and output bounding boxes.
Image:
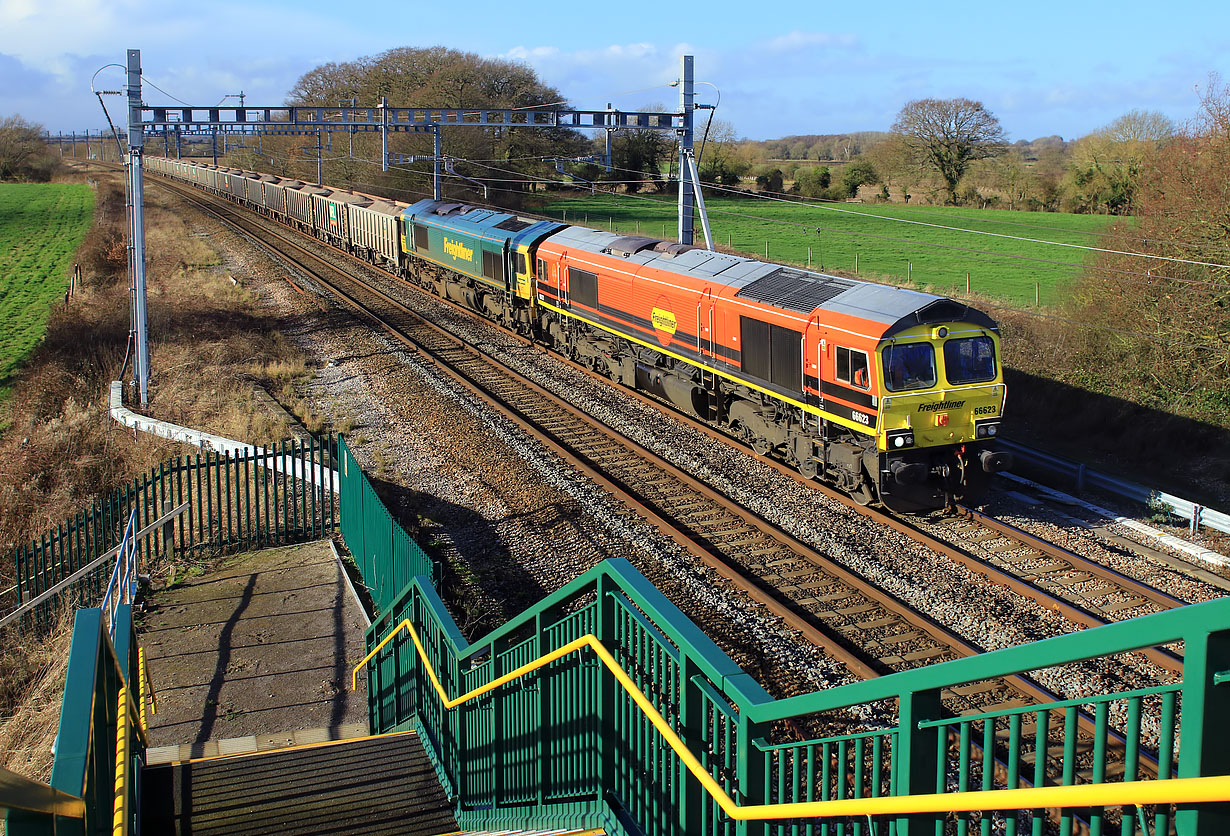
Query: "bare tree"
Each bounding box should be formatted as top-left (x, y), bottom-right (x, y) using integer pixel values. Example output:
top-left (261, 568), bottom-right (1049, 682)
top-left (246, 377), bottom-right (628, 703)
top-left (891, 98), bottom-right (1006, 204)
top-left (697, 119), bottom-right (750, 185)
top-left (0, 115), bottom-right (57, 182)
top-left (1103, 109), bottom-right (1174, 143)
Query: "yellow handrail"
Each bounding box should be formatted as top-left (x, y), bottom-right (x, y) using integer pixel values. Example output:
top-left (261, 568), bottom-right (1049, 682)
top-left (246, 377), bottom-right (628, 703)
top-left (138, 646), bottom-right (157, 731)
top-left (353, 619), bottom-right (1230, 821)
top-left (112, 685), bottom-right (130, 836)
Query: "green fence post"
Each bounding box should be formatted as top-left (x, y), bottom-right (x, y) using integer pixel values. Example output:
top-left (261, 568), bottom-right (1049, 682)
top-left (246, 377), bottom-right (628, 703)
top-left (307, 436), bottom-right (317, 538)
top-left (203, 452), bottom-right (214, 548)
top-left (262, 445), bottom-right (272, 546)
top-left (298, 440), bottom-right (309, 538)
top-left (246, 448), bottom-right (255, 545)
top-left (223, 450), bottom-right (234, 548)
top-left (1177, 627), bottom-right (1230, 834)
top-left (216, 452), bottom-right (226, 549)
top-left (15, 544), bottom-right (24, 605)
top-left (735, 715), bottom-right (769, 836)
top-left (331, 433), bottom-right (338, 532)
top-left (895, 687), bottom-right (944, 836)
top-left (284, 440), bottom-right (294, 539)
top-left (679, 654), bottom-right (705, 836)
top-left (595, 572), bottom-right (618, 816)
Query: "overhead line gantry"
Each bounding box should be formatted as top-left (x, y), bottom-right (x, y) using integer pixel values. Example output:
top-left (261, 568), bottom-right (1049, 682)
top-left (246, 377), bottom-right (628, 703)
top-left (103, 49), bottom-right (714, 411)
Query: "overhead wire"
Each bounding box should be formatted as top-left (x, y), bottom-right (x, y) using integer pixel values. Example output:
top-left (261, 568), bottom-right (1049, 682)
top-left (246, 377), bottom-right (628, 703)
top-left (562, 154), bottom-right (1230, 272)
top-left (545, 162), bottom-right (1230, 289)
top-left (184, 144), bottom-right (1221, 351)
top-left (141, 76), bottom-right (194, 107)
top-left (199, 130), bottom-right (1228, 288)
top-left (460, 161), bottom-right (1229, 289)
top-left (692, 179), bottom-right (1230, 270)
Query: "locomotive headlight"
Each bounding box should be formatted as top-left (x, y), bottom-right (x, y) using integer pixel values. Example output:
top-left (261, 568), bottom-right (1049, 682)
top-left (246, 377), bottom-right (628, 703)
top-left (888, 430), bottom-right (914, 449)
top-left (975, 420), bottom-right (1001, 439)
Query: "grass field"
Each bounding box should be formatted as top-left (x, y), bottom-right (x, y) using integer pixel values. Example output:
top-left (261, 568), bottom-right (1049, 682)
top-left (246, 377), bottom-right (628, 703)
top-left (538, 193), bottom-right (1125, 307)
top-left (0, 183), bottom-right (95, 393)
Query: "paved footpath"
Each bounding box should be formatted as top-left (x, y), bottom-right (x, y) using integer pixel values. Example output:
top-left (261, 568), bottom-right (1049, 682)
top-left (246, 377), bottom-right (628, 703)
top-left (138, 540), bottom-right (371, 761)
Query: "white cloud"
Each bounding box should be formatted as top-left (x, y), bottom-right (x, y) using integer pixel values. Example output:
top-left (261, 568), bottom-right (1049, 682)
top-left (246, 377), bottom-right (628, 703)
top-left (498, 42), bottom-right (700, 109)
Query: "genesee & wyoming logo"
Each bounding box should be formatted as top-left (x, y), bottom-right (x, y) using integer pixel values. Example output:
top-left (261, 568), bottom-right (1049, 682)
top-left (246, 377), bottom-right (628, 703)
top-left (443, 237), bottom-right (474, 262)
top-left (917, 400), bottom-right (966, 413)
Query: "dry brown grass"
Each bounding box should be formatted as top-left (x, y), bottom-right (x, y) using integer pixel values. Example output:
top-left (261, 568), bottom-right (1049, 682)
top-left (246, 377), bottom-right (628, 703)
top-left (0, 162), bottom-right (314, 789)
top-left (0, 606), bottom-right (76, 785)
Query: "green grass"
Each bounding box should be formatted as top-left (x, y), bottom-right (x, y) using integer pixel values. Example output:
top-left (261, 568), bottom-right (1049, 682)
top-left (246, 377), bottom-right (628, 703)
top-left (538, 193), bottom-right (1125, 307)
top-left (0, 183), bottom-right (95, 393)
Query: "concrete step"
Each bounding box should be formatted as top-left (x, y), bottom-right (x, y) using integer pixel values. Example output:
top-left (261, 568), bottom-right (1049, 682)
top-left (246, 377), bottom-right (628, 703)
top-left (145, 722), bottom-right (369, 765)
top-left (142, 730), bottom-right (455, 836)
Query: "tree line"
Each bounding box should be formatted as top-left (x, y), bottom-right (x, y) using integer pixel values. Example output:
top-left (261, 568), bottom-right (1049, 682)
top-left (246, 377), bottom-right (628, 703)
top-left (697, 102), bottom-right (1179, 215)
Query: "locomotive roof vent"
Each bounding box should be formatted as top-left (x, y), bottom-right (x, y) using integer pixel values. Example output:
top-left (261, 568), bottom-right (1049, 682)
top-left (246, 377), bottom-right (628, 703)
top-left (494, 217), bottom-right (533, 233)
top-left (735, 267), bottom-right (856, 313)
top-left (605, 236), bottom-right (660, 258)
top-left (651, 242), bottom-right (700, 257)
top-left (431, 202), bottom-right (472, 216)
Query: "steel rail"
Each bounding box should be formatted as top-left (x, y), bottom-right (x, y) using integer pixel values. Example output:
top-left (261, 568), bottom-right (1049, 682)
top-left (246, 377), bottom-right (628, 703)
top-left (155, 175), bottom-right (1167, 782)
top-left (887, 508), bottom-right (1186, 675)
top-left (159, 181), bottom-right (890, 681)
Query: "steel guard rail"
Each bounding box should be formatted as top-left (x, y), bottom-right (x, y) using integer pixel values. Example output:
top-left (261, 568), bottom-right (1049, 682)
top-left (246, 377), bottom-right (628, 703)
top-left (357, 558), bottom-right (1230, 831)
top-left (353, 614), bottom-right (1230, 821)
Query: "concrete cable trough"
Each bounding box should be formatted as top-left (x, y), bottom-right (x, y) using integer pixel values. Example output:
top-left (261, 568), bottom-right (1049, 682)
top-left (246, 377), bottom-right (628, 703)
top-left (108, 380), bottom-right (339, 491)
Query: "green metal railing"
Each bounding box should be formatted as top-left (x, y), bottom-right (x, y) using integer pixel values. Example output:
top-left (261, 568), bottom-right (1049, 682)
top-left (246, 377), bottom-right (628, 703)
top-left (336, 435), bottom-right (435, 613)
top-left (7, 435), bottom-right (339, 624)
top-left (4, 605), bottom-right (149, 835)
top-left (360, 558), bottom-right (1230, 836)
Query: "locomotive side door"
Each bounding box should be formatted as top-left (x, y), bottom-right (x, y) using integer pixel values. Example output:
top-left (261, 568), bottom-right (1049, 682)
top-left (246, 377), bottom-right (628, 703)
top-left (696, 287), bottom-right (716, 362)
top-left (696, 287), bottom-right (720, 421)
top-left (804, 314), bottom-right (824, 425)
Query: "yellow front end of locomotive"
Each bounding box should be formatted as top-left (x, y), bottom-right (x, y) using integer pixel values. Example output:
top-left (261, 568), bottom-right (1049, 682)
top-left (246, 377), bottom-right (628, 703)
top-left (875, 324), bottom-right (1006, 453)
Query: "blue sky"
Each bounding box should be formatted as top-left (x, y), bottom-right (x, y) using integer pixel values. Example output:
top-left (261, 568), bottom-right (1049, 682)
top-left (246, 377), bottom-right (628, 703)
top-left (3, 0), bottom-right (1228, 142)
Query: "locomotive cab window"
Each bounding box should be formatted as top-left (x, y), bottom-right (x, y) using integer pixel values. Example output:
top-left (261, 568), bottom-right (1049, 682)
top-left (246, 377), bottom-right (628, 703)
top-left (882, 342), bottom-right (936, 392)
top-left (516, 252), bottom-right (528, 276)
top-left (537, 259), bottom-right (547, 282)
top-left (740, 317), bottom-right (802, 392)
top-left (944, 336), bottom-right (997, 385)
top-left (836, 346), bottom-right (870, 390)
top-left (413, 223), bottom-right (429, 251)
top-left (568, 267), bottom-right (599, 310)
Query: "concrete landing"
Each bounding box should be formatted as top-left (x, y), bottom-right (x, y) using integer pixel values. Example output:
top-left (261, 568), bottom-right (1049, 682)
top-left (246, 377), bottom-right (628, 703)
top-left (139, 540), bottom-right (370, 748)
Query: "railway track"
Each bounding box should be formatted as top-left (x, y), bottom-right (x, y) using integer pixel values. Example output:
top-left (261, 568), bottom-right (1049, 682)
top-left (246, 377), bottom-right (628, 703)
top-left (153, 176), bottom-right (1183, 787)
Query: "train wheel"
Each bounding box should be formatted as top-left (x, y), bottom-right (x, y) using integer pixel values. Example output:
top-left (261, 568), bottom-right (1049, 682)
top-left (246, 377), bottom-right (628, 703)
top-left (851, 477), bottom-right (874, 506)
